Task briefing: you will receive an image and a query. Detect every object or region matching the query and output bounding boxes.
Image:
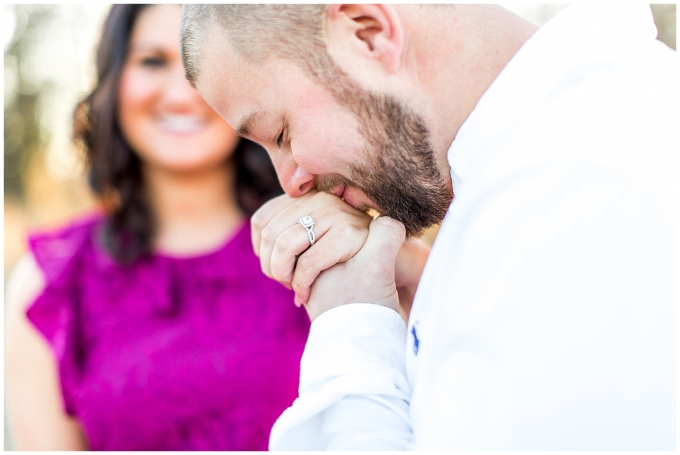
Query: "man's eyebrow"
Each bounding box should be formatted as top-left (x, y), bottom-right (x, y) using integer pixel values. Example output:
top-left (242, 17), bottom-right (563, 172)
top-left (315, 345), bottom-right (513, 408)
top-left (235, 111), bottom-right (267, 137)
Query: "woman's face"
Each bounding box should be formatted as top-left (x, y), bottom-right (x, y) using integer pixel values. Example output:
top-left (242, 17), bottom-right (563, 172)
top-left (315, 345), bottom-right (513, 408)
top-left (118, 5), bottom-right (239, 173)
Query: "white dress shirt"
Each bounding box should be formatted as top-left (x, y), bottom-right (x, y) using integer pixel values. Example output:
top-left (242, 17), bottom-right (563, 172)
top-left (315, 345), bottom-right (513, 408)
top-left (270, 2), bottom-right (678, 450)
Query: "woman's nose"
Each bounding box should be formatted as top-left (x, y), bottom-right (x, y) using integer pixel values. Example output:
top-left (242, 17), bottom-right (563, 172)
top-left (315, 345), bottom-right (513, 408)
top-left (164, 64), bottom-right (201, 105)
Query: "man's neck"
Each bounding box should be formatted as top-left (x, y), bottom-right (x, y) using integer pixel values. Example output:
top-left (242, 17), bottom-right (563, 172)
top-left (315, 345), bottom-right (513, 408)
top-left (404, 5), bottom-right (538, 172)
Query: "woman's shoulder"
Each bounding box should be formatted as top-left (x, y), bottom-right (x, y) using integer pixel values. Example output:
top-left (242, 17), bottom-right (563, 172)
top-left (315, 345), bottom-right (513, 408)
top-left (28, 211), bottom-right (103, 246)
top-left (5, 252), bottom-right (46, 316)
top-left (6, 212), bottom-right (103, 318)
top-left (27, 211), bottom-right (105, 283)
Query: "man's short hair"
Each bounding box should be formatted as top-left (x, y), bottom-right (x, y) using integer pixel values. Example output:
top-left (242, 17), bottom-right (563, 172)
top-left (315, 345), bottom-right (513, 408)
top-left (180, 5), bottom-right (332, 86)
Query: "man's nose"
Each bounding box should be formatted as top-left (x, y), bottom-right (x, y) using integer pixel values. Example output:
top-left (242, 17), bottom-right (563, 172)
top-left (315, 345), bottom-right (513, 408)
top-left (274, 156), bottom-right (316, 197)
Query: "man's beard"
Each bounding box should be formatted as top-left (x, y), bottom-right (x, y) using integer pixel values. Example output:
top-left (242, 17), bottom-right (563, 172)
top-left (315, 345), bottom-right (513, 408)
top-left (317, 71), bottom-right (453, 237)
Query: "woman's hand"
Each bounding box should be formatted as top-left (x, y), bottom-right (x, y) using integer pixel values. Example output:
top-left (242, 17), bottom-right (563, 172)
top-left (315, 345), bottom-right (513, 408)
top-left (251, 190), bottom-right (373, 306)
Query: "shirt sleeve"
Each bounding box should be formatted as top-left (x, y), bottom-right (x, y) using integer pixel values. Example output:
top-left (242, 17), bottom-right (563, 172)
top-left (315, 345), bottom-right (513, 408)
top-left (269, 303), bottom-right (413, 450)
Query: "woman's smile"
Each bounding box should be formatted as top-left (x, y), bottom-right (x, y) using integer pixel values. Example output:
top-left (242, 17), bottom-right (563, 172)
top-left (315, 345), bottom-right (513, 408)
top-left (155, 113), bottom-right (207, 135)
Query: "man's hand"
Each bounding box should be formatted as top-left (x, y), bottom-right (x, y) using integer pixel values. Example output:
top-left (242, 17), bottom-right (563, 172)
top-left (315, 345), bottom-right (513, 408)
top-left (304, 216), bottom-right (406, 321)
top-left (251, 190), bottom-right (373, 306)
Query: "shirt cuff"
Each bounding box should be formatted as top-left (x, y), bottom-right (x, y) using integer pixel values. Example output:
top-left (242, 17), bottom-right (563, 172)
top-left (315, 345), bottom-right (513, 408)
top-left (300, 303), bottom-right (408, 395)
top-left (270, 303), bottom-right (412, 450)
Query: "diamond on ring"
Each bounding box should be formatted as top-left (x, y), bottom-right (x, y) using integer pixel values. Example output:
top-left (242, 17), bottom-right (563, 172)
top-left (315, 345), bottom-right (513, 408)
top-left (298, 216), bottom-right (315, 246)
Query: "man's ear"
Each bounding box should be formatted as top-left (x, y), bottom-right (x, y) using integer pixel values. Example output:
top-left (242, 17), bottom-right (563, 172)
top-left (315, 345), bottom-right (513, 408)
top-left (326, 4), bottom-right (404, 74)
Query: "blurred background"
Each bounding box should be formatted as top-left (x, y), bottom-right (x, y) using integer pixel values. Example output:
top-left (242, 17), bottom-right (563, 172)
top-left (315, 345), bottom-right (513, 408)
top-left (2, 3), bottom-right (676, 450)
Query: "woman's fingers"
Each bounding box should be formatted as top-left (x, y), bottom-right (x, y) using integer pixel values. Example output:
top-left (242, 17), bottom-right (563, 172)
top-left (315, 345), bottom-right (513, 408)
top-left (251, 193), bottom-right (298, 257)
top-left (258, 197), bottom-right (327, 279)
top-left (264, 204), bottom-right (367, 284)
top-left (269, 223), bottom-right (315, 283)
top-left (252, 190), bottom-right (373, 294)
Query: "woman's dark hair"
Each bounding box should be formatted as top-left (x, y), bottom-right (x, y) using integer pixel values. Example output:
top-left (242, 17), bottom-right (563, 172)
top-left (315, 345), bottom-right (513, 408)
top-left (73, 4), bottom-right (282, 265)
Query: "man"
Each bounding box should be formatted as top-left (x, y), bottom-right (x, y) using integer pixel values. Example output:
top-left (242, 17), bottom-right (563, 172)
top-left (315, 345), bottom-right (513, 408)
top-left (180, 3), bottom-right (677, 450)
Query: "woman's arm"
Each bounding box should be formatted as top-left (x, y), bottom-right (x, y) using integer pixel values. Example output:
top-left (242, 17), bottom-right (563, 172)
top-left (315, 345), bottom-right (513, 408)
top-left (4, 253), bottom-right (88, 450)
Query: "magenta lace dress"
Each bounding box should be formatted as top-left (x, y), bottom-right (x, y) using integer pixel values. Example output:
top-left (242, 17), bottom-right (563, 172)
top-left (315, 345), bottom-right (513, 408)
top-left (26, 213), bottom-right (310, 450)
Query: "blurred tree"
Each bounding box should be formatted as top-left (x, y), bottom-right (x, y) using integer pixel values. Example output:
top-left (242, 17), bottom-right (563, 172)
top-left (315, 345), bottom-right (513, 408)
top-left (4, 5), bottom-right (57, 201)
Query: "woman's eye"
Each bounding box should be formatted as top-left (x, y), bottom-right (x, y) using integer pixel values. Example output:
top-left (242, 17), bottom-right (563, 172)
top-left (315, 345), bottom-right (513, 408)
top-left (141, 56), bottom-right (165, 68)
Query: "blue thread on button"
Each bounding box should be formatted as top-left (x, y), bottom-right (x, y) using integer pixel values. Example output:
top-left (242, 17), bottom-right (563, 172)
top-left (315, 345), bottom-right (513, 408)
top-left (411, 325), bottom-right (420, 355)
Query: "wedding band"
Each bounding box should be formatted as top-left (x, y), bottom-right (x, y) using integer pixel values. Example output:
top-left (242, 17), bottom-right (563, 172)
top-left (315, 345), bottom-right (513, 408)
top-left (298, 216), bottom-right (315, 246)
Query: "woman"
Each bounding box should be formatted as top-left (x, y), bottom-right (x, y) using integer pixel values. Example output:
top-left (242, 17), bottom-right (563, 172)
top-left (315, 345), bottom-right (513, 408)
top-left (5, 5), bottom-right (310, 450)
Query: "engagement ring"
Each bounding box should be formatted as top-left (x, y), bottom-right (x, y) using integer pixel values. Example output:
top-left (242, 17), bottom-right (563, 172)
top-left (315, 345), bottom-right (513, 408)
top-left (298, 216), bottom-right (315, 246)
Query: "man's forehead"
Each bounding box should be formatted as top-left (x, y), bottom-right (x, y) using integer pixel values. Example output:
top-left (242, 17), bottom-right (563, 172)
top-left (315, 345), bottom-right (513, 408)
top-left (197, 39), bottom-right (267, 126)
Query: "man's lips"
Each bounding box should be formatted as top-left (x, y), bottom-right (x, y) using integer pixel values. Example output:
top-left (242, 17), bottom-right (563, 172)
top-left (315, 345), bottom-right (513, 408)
top-left (333, 185), bottom-right (381, 217)
top-left (337, 186), bottom-right (361, 211)
top-left (323, 183), bottom-right (381, 217)
top-left (329, 185), bottom-right (345, 199)
top-left (340, 187), bottom-right (358, 210)
top-left (325, 185), bottom-right (356, 208)
top-left (324, 183), bottom-right (357, 206)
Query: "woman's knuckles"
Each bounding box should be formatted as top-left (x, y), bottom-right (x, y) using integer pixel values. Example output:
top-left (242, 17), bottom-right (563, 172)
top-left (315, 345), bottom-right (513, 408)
top-left (260, 225), bottom-right (279, 245)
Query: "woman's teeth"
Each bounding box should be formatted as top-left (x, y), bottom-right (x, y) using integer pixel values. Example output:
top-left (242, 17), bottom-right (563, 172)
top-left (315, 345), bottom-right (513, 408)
top-left (158, 114), bottom-right (204, 133)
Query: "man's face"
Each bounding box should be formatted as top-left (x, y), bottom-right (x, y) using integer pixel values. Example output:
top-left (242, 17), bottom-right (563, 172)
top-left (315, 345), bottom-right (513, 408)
top-left (197, 41), bottom-right (452, 236)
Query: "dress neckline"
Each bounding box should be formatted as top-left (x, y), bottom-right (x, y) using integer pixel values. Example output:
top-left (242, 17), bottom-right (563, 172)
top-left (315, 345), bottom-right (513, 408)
top-left (152, 218), bottom-right (249, 262)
